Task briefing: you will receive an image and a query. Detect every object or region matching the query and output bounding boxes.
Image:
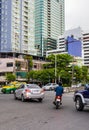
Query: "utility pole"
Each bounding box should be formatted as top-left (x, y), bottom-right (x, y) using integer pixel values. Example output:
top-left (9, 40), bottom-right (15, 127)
top-left (72, 64), bottom-right (74, 87)
top-left (55, 54), bottom-right (57, 83)
top-left (71, 57), bottom-right (76, 87)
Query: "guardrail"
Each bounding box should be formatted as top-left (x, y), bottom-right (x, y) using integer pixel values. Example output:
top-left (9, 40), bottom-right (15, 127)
top-left (64, 86), bottom-right (84, 93)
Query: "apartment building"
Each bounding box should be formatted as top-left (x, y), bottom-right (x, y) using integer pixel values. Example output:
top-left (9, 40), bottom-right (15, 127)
top-left (0, 0), bottom-right (36, 56)
top-left (82, 31), bottom-right (89, 66)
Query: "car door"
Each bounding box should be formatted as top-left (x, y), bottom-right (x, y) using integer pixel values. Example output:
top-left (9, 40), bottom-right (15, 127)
top-left (83, 89), bottom-right (89, 104)
top-left (45, 83), bottom-right (51, 89)
top-left (53, 83), bottom-right (58, 89)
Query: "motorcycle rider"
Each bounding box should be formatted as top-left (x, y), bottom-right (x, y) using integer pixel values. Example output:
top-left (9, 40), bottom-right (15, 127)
top-left (53, 82), bottom-right (64, 105)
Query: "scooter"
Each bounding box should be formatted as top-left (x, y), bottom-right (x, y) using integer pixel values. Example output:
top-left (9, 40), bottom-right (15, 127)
top-left (53, 96), bottom-right (62, 109)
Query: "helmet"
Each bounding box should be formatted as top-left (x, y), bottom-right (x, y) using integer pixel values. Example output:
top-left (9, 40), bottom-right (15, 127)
top-left (58, 82), bottom-right (62, 86)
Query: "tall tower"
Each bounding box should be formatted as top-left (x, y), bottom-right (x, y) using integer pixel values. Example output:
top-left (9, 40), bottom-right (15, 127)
top-left (35, 0), bottom-right (65, 56)
top-left (0, 0), bottom-right (36, 56)
top-left (0, 0), bottom-right (65, 57)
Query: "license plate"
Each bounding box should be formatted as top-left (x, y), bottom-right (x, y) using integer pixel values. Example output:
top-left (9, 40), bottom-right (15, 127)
top-left (56, 99), bottom-right (60, 101)
top-left (32, 90), bottom-right (40, 94)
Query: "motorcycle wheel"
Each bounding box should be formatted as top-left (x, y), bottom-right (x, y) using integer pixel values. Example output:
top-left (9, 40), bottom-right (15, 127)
top-left (56, 101), bottom-right (59, 109)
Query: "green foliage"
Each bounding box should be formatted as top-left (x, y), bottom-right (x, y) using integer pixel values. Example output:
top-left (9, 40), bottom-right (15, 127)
top-left (26, 54), bottom-right (89, 86)
top-left (45, 54), bottom-right (73, 69)
top-left (81, 66), bottom-right (88, 83)
top-left (59, 69), bottom-right (71, 86)
top-left (6, 73), bottom-right (16, 82)
top-left (26, 69), bottom-right (55, 84)
top-left (15, 61), bottom-right (21, 71)
top-left (24, 55), bottom-right (33, 71)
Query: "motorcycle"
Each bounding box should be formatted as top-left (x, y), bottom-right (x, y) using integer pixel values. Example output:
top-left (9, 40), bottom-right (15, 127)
top-left (53, 96), bottom-right (62, 109)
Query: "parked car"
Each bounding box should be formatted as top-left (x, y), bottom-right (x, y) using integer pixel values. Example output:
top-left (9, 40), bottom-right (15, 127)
top-left (14, 83), bottom-right (45, 102)
top-left (1, 82), bottom-right (26, 94)
top-left (73, 84), bottom-right (89, 111)
top-left (1, 83), bottom-right (17, 94)
top-left (42, 83), bottom-right (58, 91)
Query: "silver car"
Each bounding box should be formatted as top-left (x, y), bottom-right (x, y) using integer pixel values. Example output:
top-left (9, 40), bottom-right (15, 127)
top-left (42, 83), bottom-right (58, 91)
top-left (14, 84), bottom-right (45, 102)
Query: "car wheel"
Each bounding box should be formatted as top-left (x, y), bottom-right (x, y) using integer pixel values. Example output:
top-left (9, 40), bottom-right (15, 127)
top-left (38, 98), bottom-right (43, 102)
top-left (75, 97), bottom-right (84, 111)
top-left (10, 90), bottom-right (14, 94)
top-left (21, 95), bottom-right (25, 102)
top-left (14, 93), bottom-right (17, 100)
top-left (3, 91), bottom-right (6, 94)
top-left (56, 102), bottom-right (59, 109)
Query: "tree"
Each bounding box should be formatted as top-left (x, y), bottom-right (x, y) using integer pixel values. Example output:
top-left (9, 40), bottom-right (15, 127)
top-left (72, 65), bottom-right (82, 84)
top-left (6, 73), bottom-right (16, 82)
top-left (59, 69), bottom-right (71, 86)
top-left (15, 61), bottom-right (21, 71)
top-left (81, 66), bottom-right (88, 83)
top-left (45, 54), bottom-right (73, 69)
top-left (45, 54), bottom-right (73, 85)
top-left (26, 70), bottom-right (34, 82)
top-left (26, 69), bottom-right (55, 85)
top-left (26, 54), bottom-right (89, 87)
top-left (24, 55), bottom-right (33, 71)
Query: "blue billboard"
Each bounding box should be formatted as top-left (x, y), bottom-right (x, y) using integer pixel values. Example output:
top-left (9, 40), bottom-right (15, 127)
top-left (65, 36), bottom-right (82, 57)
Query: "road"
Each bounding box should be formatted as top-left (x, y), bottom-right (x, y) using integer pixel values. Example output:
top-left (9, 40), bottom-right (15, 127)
top-left (0, 91), bottom-right (89, 130)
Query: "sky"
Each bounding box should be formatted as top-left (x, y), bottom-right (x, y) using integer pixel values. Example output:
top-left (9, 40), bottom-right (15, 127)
top-left (65, 0), bottom-right (89, 31)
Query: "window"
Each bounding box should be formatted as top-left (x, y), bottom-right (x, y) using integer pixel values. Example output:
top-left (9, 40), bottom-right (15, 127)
top-left (20, 84), bottom-right (25, 89)
top-left (7, 62), bottom-right (13, 67)
top-left (34, 64), bottom-right (37, 68)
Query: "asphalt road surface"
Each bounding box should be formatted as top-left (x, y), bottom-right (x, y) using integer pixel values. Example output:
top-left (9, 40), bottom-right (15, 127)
top-left (0, 91), bottom-right (89, 130)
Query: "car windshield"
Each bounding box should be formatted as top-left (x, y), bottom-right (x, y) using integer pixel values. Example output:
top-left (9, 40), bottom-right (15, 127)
top-left (85, 84), bottom-right (89, 87)
top-left (7, 84), bottom-right (13, 86)
top-left (46, 83), bottom-right (51, 86)
top-left (45, 83), bottom-right (57, 86)
top-left (26, 84), bottom-right (40, 89)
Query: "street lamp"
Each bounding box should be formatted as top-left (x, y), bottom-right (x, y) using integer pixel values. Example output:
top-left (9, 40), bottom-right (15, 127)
top-left (71, 64), bottom-right (74, 87)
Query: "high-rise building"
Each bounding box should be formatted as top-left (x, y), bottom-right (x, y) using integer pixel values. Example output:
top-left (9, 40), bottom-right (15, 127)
top-left (0, 0), bottom-right (36, 56)
top-left (47, 27), bottom-right (89, 66)
top-left (82, 31), bottom-right (89, 66)
top-left (35, 0), bottom-right (65, 56)
top-left (0, 0), bottom-right (65, 57)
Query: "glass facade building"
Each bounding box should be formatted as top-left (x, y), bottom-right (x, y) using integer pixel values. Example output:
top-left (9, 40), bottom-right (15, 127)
top-left (35, 0), bottom-right (65, 56)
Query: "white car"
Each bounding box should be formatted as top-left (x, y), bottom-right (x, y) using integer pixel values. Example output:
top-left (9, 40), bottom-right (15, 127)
top-left (43, 83), bottom-right (58, 91)
top-left (14, 84), bottom-right (45, 102)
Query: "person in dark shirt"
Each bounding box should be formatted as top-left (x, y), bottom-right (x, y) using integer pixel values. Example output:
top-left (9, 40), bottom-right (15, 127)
top-left (53, 82), bottom-right (64, 104)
